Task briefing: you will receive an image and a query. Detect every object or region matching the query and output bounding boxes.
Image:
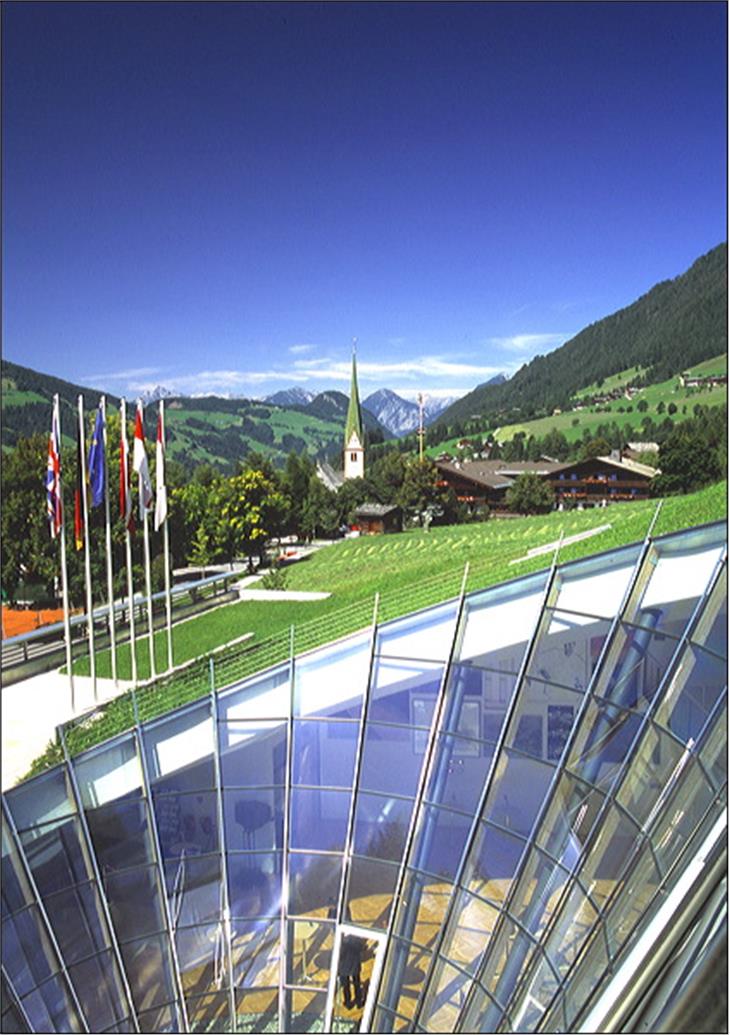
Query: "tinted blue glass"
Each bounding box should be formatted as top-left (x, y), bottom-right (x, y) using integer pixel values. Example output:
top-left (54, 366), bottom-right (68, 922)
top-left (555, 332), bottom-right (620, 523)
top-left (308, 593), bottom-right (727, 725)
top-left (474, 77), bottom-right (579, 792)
top-left (72, 736), bottom-right (142, 809)
top-left (368, 658), bottom-right (443, 727)
top-left (290, 787), bottom-right (351, 852)
top-left (16, 988), bottom-right (52, 1033)
top-left (294, 634), bottom-right (370, 720)
top-left (219, 721), bottom-right (287, 788)
top-left (231, 916), bottom-right (280, 987)
top-left (186, 991), bottom-right (231, 1033)
top-left (85, 797), bottom-right (153, 872)
top-left (67, 951), bottom-right (129, 1031)
top-left (695, 582), bottom-right (727, 658)
top-left (165, 854), bottom-right (222, 927)
top-left (23, 975), bottom-right (83, 1034)
top-left (118, 932), bottom-right (178, 1011)
top-left (352, 792), bottom-right (412, 862)
top-left (376, 601), bottom-right (459, 662)
top-left (177, 922), bottom-right (226, 995)
top-left (228, 853), bottom-right (283, 919)
top-left (153, 790), bottom-right (219, 861)
top-left (358, 722), bottom-right (424, 798)
top-left (536, 773), bottom-right (605, 868)
top-left (506, 678), bottom-right (580, 762)
top-left (597, 623), bottom-right (680, 713)
top-left (219, 665), bottom-right (290, 722)
top-left (483, 750), bottom-right (556, 839)
top-left (286, 987), bottom-right (327, 1033)
top-left (654, 644), bottom-right (727, 745)
top-left (223, 788), bottom-right (284, 852)
top-left (345, 856), bottom-right (400, 930)
top-left (143, 702), bottom-right (215, 793)
top-left (20, 817), bottom-right (89, 895)
top-left (41, 881), bottom-right (107, 963)
top-left (527, 610), bottom-right (613, 694)
top-left (136, 1004), bottom-right (178, 1033)
top-left (412, 805), bottom-right (472, 881)
top-left (292, 719), bottom-right (359, 788)
top-left (5, 767), bottom-right (75, 832)
top-left (567, 698), bottom-right (643, 793)
top-left (424, 733), bottom-right (494, 815)
top-left (1, 907), bottom-right (56, 996)
top-left (104, 865), bottom-right (167, 942)
top-left (1, 823), bottom-right (32, 918)
top-left (288, 854), bottom-right (343, 918)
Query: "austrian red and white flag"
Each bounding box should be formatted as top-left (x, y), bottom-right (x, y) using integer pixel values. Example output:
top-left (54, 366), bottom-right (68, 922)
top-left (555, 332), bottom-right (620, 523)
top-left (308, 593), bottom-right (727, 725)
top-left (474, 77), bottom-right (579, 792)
top-left (119, 401), bottom-right (135, 533)
top-left (154, 403), bottom-right (167, 531)
top-left (46, 396), bottom-right (63, 538)
top-left (133, 401), bottom-right (154, 519)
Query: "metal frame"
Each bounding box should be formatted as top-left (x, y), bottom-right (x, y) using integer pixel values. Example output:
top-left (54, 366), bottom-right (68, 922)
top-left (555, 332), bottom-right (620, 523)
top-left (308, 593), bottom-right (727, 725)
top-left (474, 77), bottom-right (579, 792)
top-left (325, 923), bottom-right (389, 1033)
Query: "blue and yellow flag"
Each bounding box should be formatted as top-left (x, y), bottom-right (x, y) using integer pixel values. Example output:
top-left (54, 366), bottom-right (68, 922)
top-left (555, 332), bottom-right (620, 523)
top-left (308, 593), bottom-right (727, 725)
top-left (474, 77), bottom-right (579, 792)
top-left (87, 401), bottom-right (105, 508)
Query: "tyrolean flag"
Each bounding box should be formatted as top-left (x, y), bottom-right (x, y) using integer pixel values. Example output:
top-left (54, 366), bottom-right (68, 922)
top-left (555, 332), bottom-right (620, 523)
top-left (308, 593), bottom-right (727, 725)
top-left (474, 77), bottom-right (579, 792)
top-left (119, 400), bottom-right (135, 534)
top-left (46, 397), bottom-right (63, 538)
top-left (133, 401), bottom-right (153, 519)
top-left (154, 404), bottom-right (167, 531)
top-left (87, 401), bottom-right (106, 508)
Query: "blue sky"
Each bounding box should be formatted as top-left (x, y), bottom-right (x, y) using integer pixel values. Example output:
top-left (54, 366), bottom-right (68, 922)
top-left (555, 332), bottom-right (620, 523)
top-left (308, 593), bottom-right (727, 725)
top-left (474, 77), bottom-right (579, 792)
top-left (2, 2), bottom-right (726, 402)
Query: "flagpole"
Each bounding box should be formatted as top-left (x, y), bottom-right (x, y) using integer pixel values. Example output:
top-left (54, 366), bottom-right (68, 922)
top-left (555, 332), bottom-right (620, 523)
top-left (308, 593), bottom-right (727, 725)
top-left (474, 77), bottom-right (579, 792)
top-left (101, 396), bottom-right (118, 685)
top-left (137, 400), bottom-right (157, 680)
top-left (159, 400), bottom-right (174, 671)
top-left (143, 503), bottom-right (156, 678)
top-left (55, 395), bottom-right (75, 710)
top-left (121, 399), bottom-right (138, 684)
top-left (78, 395), bottom-right (97, 701)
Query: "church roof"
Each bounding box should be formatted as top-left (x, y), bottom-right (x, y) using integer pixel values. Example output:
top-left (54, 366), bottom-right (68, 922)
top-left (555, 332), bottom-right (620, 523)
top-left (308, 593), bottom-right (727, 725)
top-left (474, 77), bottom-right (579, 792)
top-left (344, 348), bottom-right (363, 446)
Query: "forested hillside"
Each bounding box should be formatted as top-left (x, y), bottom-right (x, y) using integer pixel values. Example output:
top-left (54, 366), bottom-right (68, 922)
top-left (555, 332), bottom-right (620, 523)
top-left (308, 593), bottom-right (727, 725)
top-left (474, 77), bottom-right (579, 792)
top-left (439, 243), bottom-right (727, 426)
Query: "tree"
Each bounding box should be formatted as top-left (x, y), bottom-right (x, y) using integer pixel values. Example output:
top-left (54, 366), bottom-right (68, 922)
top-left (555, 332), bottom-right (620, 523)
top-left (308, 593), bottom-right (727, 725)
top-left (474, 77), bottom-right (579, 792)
top-left (637, 399), bottom-right (649, 413)
top-left (580, 436), bottom-right (611, 460)
top-left (667, 402), bottom-right (677, 415)
top-left (505, 473), bottom-right (555, 515)
top-left (397, 458), bottom-right (460, 526)
top-left (301, 475), bottom-right (339, 540)
top-left (212, 469), bottom-right (289, 572)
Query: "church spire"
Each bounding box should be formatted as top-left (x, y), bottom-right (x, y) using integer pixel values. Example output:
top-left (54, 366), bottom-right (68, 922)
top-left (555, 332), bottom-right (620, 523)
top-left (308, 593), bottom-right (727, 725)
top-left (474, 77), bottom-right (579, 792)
top-left (344, 340), bottom-right (363, 447)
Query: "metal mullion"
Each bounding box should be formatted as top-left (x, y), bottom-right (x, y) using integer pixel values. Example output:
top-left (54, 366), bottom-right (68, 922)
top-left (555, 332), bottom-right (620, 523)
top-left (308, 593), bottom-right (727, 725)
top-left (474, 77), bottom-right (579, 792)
top-left (132, 723), bottom-right (191, 1034)
top-left (278, 624), bottom-right (296, 1033)
top-left (411, 559), bottom-right (560, 1033)
top-left (374, 565), bottom-right (471, 1019)
top-left (2, 799), bottom-right (90, 1034)
top-left (509, 533), bottom-right (729, 1028)
top-left (324, 592), bottom-right (380, 1034)
top-left (210, 680), bottom-right (237, 1035)
top-left (1, 963), bottom-right (34, 1033)
top-left (486, 518), bottom-right (676, 1028)
top-left (56, 738), bottom-right (141, 1034)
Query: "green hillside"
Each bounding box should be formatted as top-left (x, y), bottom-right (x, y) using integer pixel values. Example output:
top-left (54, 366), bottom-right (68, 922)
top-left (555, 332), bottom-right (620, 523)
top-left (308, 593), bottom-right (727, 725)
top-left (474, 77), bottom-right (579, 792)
top-left (1, 360), bottom-right (350, 470)
top-left (438, 242), bottom-right (727, 427)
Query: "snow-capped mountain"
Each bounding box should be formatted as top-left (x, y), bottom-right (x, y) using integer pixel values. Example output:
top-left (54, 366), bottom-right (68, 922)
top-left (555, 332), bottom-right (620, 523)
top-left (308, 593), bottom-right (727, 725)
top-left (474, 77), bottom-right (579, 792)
top-left (363, 389), bottom-right (460, 438)
top-left (140, 385), bottom-right (180, 404)
top-left (265, 387), bottom-right (316, 407)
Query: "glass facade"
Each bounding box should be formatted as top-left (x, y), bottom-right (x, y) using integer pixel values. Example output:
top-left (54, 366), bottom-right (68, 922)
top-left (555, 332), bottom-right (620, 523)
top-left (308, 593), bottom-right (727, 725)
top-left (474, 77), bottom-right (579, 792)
top-left (1, 521), bottom-right (726, 1033)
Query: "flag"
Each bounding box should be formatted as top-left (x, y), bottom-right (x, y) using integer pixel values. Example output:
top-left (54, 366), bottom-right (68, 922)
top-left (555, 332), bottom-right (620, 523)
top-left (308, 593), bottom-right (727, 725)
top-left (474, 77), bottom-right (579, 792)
top-left (119, 403), bottom-right (135, 534)
top-left (154, 405), bottom-right (167, 531)
top-left (74, 420), bottom-right (85, 550)
top-left (46, 398), bottom-right (63, 538)
top-left (133, 402), bottom-right (153, 519)
top-left (87, 402), bottom-right (105, 508)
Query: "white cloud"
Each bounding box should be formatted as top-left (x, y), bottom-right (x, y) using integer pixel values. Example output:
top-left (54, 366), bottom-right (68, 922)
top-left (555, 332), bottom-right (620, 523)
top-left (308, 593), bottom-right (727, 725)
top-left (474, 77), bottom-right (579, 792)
top-left (92, 366), bottom-right (165, 382)
top-left (490, 333), bottom-right (571, 353)
top-left (288, 343), bottom-right (318, 355)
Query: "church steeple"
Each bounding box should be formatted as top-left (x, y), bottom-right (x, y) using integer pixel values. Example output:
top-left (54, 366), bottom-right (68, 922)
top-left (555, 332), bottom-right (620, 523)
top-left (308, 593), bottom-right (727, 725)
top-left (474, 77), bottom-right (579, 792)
top-left (343, 341), bottom-right (365, 480)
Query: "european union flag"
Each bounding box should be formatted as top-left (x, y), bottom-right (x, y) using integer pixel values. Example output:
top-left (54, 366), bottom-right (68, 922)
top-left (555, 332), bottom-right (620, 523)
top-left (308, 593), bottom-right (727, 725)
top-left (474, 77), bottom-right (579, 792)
top-left (87, 402), bottom-right (106, 508)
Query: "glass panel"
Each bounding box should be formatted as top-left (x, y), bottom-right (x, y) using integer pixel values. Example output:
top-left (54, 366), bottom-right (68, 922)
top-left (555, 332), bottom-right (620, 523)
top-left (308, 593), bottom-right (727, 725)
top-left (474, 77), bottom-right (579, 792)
top-left (420, 958), bottom-right (471, 1031)
top-left (553, 544), bottom-right (640, 618)
top-left (528, 610), bottom-right (613, 695)
top-left (439, 888), bottom-right (498, 975)
top-left (286, 987), bottom-right (327, 1033)
top-left (219, 665), bottom-right (290, 721)
top-left (39, 881), bottom-right (107, 963)
top-left (378, 936), bottom-right (432, 1022)
top-left (352, 792), bottom-right (412, 863)
top-left (73, 736), bottom-right (142, 808)
top-left (67, 950), bottom-right (130, 1032)
top-left (1, 907), bottom-right (57, 995)
top-left (653, 644), bottom-right (727, 746)
top-left (227, 853), bottom-right (282, 920)
top-left (186, 991), bottom-right (231, 1034)
top-left (287, 919), bottom-right (334, 987)
top-left (231, 916), bottom-right (280, 988)
top-left (508, 846), bottom-right (571, 940)
top-left (346, 856), bottom-right (400, 931)
top-left (2, 819), bottom-right (35, 917)
top-left (143, 702), bottom-right (215, 793)
top-left (294, 633), bottom-right (371, 720)
top-left (165, 853), bottom-right (223, 928)
top-left (508, 951), bottom-right (558, 1033)
top-left (154, 790), bottom-right (219, 861)
top-left (690, 565), bottom-right (727, 658)
top-left (423, 733), bottom-right (494, 815)
top-left (561, 922), bottom-right (610, 1029)
top-left (290, 787), bottom-right (351, 853)
top-left (177, 922), bottom-right (227, 997)
top-left (135, 1004), bottom-right (179, 1033)
top-left (5, 767), bottom-right (76, 832)
top-left (440, 661), bottom-right (513, 747)
top-left (577, 802), bottom-right (643, 911)
top-left (478, 917), bottom-right (535, 1005)
top-left (396, 869), bottom-right (452, 951)
top-left (616, 724), bottom-right (689, 831)
top-left (482, 750), bottom-right (556, 839)
top-left (104, 865), bottom-right (167, 942)
top-left (376, 601), bottom-right (459, 662)
top-left (651, 757), bottom-right (715, 874)
top-left (19, 816), bottom-right (89, 896)
top-left (219, 720), bottom-right (287, 788)
top-left (602, 845), bottom-right (661, 959)
top-left (596, 622), bottom-right (681, 714)
top-left (292, 719), bottom-right (359, 789)
top-left (223, 788), bottom-right (284, 852)
top-left (542, 881), bottom-right (598, 976)
top-left (506, 677), bottom-right (580, 761)
top-left (117, 932), bottom-right (178, 1012)
top-left (627, 526), bottom-right (725, 636)
top-left (536, 772), bottom-right (606, 870)
top-left (463, 821), bottom-right (527, 906)
top-left (457, 572), bottom-right (548, 668)
top-left (567, 697), bottom-right (643, 793)
top-left (85, 797), bottom-right (154, 873)
top-left (289, 854), bottom-right (343, 919)
top-left (368, 658), bottom-right (443, 727)
top-left (698, 695), bottom-right (727, 791)
top-left (235, 987), bottom-right (278, 1033)
top-left (358, 722), bottom-right (425, 798)
top-left (411, 805), bottom-right (472, 881)
top-left (21, 974), bottom-right (84, 1034)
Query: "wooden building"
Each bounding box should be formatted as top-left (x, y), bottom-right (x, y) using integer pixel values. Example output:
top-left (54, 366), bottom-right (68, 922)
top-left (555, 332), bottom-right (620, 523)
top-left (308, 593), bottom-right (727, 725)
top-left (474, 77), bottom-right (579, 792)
top-left (353, 503), bottom-right (402, 535)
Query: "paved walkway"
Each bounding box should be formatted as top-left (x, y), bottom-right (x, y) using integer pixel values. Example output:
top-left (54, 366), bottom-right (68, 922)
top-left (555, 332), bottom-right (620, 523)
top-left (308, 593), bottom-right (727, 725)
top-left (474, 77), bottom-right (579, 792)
top-left (2, 669), bottom-right (133, 791)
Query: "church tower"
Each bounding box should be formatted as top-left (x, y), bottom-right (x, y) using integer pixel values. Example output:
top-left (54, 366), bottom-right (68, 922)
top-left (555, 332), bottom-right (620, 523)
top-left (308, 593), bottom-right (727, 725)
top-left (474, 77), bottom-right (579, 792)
top-left (344, 344), bottom-right (365, 480)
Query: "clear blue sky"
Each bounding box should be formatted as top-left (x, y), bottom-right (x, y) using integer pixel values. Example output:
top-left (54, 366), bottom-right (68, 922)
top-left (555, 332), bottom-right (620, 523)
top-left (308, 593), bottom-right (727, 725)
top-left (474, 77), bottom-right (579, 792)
top-left (2, 1), bottom-right (727, 402)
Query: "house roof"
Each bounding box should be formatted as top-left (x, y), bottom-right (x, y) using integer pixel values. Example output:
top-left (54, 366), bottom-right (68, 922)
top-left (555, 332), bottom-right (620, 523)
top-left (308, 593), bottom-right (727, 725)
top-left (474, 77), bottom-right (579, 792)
top-left (435, 459), bottom-right (567, 491)
top-left (354, 503), bottom-right (400, 518)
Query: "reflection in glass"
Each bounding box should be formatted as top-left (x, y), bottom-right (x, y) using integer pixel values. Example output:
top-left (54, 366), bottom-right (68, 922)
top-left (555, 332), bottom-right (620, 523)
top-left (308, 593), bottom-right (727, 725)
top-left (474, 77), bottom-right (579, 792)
top-left (376, 601), bottom-right (459, 662)
top-left (294, 634), bottom-right (371, 720)
top-left (231, 916), bottom-right (280, 989)
top-left (289, 854), bottom-right (343, 919)
top-left (358, 723), bottom-right (424, 798)
top-left (218, 665), bottom-right (290, 722)
top-left (143, 703), bottom-right (215, 794)
top-left (463, 821), bottom-right (527, 906)
top-left (227, 853), bottom-right (282, 920)
top-left (235, 986), bottom-right (278, 1034)
top-left (223, 788), bottom-right (283, 852)
top-left (653, 643), bottom-right (727, 746)
top-left (439, 887), bottom-right (498, 975)
top-left (368, 658), bottom-right (443, 727)
top-left (287, 919), bottom-right (333, 988)
top-left (219, 720), bottom-right (287, 789)
top-left (353, 793), bottom-right (412, 863)
top-left (346, 857), bottom-right (400, 931)
top-left (292, 719), bottom-right (359, 789)
top-left (290, 787), bottom-right (351, 853)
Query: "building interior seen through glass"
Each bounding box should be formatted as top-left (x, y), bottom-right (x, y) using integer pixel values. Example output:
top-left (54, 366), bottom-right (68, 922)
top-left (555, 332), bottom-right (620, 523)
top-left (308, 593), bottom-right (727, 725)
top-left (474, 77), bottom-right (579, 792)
top-left (1, 521), bottom-right (726, 1034)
